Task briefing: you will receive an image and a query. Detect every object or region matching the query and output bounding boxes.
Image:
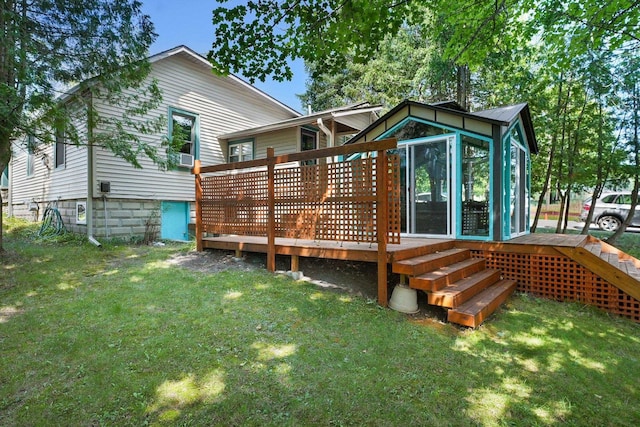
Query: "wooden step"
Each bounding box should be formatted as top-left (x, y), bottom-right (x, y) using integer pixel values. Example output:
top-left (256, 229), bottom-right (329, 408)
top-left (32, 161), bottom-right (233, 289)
top-left (428, 269), bottom-right (502, 308)
top-left (391, 239), bottom-right (456, 262)
top-left (584, 242), bottom-right (602, 257)
top-left (410, 258), bottom-right (486, 291)
top-left (447, 279), bottom-right (517, 328)
top-left (392, 248), bottom-right (471, 276)
top-left (620, 260), bottom-right (640, 277)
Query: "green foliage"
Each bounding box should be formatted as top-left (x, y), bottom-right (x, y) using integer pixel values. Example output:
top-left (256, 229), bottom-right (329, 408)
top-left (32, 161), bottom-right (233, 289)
top-left (209, 0), bottom-right (520, 84)
top-left (0, 0), bottom-right (170, 173)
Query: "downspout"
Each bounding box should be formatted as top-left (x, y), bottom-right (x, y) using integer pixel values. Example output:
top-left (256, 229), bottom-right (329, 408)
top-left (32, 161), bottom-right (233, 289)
top-left (317, 118), bottom-right (335, 164)
top-left (86, 91), bottom-right (101, 247)
top-left (317, 118), bottom-right (333, 147)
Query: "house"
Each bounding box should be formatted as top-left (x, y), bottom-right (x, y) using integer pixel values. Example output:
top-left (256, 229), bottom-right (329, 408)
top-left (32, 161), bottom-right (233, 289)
top-left (193, 99), bottom-right (640, 326)
top-left (347, 99), bottom-right (538, 242)
top-left (1, 45), bottom-right (380, 242)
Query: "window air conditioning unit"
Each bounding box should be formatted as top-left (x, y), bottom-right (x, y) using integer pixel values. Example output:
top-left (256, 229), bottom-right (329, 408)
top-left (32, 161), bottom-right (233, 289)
top-left (178, 153), bottom-right (194, 168)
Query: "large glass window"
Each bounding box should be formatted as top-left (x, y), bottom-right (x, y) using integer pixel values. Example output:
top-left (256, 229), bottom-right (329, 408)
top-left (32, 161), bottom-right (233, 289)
top-left (228, 139), bottom-right (253, 162)
top-left (388, 119), bottom-right (450, 141)
top-left (506, 126), bottom-right (528, 237)
top-left (461, 135), bottom-right (490, 236)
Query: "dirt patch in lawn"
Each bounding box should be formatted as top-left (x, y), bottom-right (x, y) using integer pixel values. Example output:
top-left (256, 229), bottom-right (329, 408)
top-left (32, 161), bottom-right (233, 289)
top-left (168, 248), bottom-right (448, 322)
top-left (167, 249), bottom-right (380, 298)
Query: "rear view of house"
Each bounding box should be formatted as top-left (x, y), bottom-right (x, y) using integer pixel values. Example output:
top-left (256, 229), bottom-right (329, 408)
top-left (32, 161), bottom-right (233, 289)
top-left (1, 46), bottom-right (378, 241)
top-left (3, 46), bottom-right (300, 240)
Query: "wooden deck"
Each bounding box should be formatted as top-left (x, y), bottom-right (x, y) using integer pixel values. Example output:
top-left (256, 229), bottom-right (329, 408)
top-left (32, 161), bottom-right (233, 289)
top-left (202, 233), bottom-right (591, 262)
top-left (201, 235), bottom-right (456, 264)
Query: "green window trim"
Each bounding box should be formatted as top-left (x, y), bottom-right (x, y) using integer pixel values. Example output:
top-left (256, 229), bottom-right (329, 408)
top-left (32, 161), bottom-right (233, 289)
top-left (168, 107), bottom-right (199, 168)
top-left (501, 122), bottom-right (531, 239)
top-left (378, 117), bottom-right (457, 143)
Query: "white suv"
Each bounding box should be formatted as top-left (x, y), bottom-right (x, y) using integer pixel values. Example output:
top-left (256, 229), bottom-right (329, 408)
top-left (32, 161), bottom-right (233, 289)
top-left (580, 192), bottom-right (640, 231)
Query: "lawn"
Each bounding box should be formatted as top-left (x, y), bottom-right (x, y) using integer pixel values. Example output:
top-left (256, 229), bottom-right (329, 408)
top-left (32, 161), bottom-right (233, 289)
top-left (1, 219), bottom-right (639, 426)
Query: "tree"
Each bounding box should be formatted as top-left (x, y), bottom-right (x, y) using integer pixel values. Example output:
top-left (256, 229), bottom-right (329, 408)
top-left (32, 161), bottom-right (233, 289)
top-left (0, 1), bottom-right (171, 252)
top-left (209, 0), bottom-right (521, 84)
top-left (606, 50), bottom-right (640, 244)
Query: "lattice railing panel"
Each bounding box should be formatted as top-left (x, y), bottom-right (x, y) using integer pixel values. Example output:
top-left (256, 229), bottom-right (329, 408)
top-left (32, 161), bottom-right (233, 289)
top-left (201, 170), bottom-right (269, 236)
top-left (470, 249), bottom-right (640, 323)
top-left (387, 154), bottom-right (401, 240)
top-left (200, 155), bottom-right (400, 244)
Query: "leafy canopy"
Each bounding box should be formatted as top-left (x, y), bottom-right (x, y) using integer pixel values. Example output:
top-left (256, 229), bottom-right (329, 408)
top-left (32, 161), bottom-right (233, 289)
top-left (209, 0), bottom-right (639, 83)
top-left (0, 0), bottom-right (176, 172)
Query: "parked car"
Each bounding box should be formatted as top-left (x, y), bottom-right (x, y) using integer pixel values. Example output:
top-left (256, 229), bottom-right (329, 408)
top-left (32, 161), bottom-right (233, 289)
top-left (580, 192), bottom-right (640, 231)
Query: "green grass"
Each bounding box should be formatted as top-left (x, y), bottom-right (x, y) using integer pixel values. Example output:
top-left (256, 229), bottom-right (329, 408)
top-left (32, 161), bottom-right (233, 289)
top-left (2, 218), bottom-right (640, 426)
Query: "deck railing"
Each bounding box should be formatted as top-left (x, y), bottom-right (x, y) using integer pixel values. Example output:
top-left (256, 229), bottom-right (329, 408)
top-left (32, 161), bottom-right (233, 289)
top-left (193, 138), bottom-right (400, 305)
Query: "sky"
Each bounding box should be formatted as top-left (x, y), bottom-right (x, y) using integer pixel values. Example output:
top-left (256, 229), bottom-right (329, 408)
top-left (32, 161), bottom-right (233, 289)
top-left (141, 0), bottom-right (308, 113)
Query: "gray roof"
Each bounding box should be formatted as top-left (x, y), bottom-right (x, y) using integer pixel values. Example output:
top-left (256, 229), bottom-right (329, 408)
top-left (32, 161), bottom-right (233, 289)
top-left (219, 102), bottom-right (382, 140)
top-left (348, 99), bottom-right (538, 154)
top-left (470, 103), bottom-right (529, 123)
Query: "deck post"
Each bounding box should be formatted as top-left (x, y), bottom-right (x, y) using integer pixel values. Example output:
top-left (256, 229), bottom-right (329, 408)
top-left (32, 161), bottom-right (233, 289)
top-left (267, 147), bottom-right (276, 272)
top-left (291, 255), bottom-right (299, 272)
top-left (376, 149), bottom-right (389, 306)
top-left (194, 160), bottom-right (203, 252)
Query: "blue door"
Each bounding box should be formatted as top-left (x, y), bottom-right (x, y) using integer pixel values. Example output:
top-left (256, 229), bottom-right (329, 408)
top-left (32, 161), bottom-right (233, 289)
top-left (161, 201), bottom-right (189, 241)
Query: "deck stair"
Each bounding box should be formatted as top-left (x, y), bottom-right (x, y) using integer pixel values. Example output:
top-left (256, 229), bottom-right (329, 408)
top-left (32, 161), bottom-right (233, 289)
top-left (392, 242), bottom-right (516, 328)
top-left (584, 241), bottom-right (640, 281)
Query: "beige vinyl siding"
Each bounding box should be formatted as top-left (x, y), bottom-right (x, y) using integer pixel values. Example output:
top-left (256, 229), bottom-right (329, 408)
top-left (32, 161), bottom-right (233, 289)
top-left (254, 128), bottom-right (298, 158)
top-left (95, 52), bottom-right (297, 201)
top-left (10, 121), bottom-right (88, 205)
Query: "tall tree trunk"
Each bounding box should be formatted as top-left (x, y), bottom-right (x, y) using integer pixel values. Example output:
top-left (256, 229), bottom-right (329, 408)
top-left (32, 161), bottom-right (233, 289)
top-left (562, 90), bottom-right (588, 232)
top-left (582, 103), bottom-right (616, 234)
top-left (554, 115), bottom-right (569, 233)
top-left (456, 64), bottom-right (470, 110)
top-left (607, 83), bottom-right (639, 245)
top-left (532, 74), bottom-right (565, 232)
top-left (0, 188), bottom-right (3, 253)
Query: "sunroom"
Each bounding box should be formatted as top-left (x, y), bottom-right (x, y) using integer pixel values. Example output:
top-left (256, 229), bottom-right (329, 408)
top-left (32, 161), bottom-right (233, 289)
top-left (347, 100), bottom-right (538, 242)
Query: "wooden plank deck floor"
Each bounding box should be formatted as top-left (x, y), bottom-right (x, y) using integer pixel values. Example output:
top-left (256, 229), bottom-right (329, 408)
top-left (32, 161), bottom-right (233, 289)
top-left (201, 233), bottom-right (590, 264)
top-left (201, 235), bottom-right (455, 264)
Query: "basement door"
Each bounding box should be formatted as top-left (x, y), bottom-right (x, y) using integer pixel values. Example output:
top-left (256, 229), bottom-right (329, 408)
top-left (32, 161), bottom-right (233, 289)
top-left (161, 201), bottom-right (189, 241)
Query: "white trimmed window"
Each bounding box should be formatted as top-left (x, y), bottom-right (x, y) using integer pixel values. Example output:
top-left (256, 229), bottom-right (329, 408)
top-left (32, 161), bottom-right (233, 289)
top-left (228, 139), bottom-right (253, 163)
